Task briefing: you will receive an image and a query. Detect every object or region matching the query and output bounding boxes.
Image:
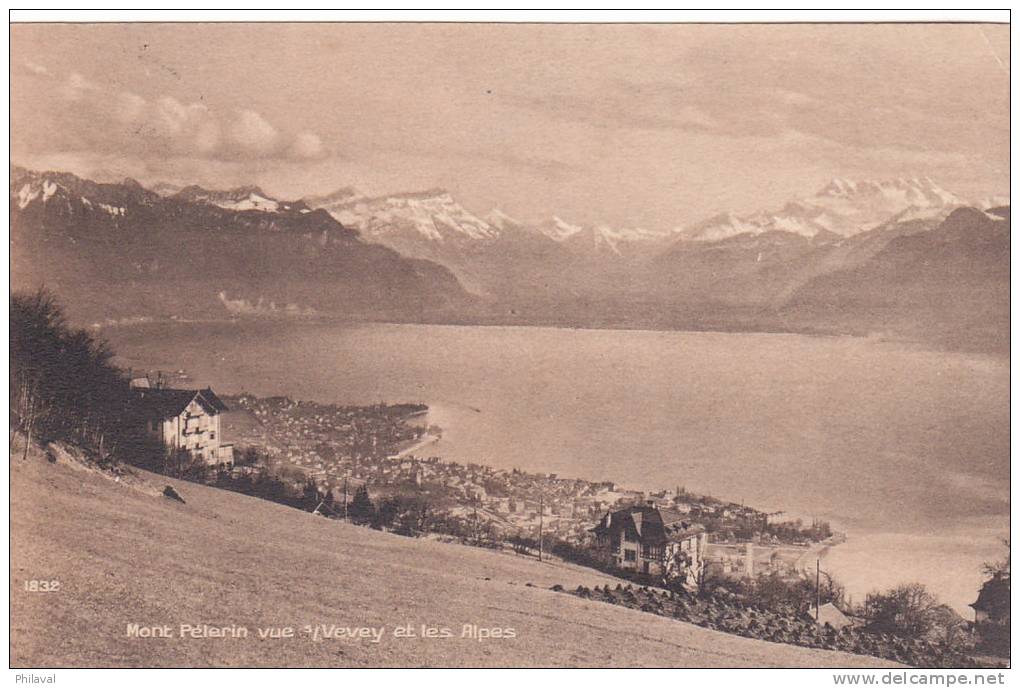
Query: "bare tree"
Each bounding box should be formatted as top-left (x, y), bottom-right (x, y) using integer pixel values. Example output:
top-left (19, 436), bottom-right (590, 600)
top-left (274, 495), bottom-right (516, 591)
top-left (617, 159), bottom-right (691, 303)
top-left (864, 583), bottom-right (942, 639)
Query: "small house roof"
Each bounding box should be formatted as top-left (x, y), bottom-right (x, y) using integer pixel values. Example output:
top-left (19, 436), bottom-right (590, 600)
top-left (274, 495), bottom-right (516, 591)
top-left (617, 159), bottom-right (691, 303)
top-left (136, 387), bottom-right (229, 419)
top-left (197, 388), bottom-right (229, 412)
top-left (971, 575), bottom-right (1010, 613)
top-left (808, 603), bottom-right (852, 629)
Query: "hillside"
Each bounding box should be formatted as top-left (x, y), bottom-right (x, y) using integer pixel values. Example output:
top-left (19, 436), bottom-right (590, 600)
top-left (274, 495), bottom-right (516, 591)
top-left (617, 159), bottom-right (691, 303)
top-left (9, 447), bottom-right (892, 668)
top-left (782, 207), bottom-right (1010, 353)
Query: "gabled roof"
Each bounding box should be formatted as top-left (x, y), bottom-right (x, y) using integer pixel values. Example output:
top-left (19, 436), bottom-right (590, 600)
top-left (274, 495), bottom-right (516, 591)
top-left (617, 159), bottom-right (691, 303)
top-left (659, 508), bottom-right (689, 527)
top-left (592, 505), bottom-right (704, 544)
top-left (136, 387), bottom-right (228, 419)
top-left (197, 388), bottom-right (229, 412)
top-left (971, 575), bottom-right (1010, 614)
top-left (808, 603), bottom-right (852, 629)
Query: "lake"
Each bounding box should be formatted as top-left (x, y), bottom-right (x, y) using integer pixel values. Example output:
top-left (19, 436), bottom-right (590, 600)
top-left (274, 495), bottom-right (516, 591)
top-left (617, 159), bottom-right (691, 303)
top-left (107, 320), bottom-right (1010, 614)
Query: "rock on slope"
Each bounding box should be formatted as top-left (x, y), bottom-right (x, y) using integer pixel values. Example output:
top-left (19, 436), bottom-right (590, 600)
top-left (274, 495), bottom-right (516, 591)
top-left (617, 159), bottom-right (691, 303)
top-left (10, 448), bottom-right (892, 668)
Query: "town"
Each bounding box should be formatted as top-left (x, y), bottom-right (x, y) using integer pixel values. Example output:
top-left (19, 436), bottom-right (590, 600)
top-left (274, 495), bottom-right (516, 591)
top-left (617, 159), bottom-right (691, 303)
top-left (214, 391), bottom-right (834, 561)
top-left (119, 369), bottom-right (842, 586)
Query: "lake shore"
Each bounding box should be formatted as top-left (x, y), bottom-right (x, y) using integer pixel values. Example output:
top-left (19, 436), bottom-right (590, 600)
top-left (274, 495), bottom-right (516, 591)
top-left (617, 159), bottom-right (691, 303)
top-left (388, 432), bottom-right (441, 459)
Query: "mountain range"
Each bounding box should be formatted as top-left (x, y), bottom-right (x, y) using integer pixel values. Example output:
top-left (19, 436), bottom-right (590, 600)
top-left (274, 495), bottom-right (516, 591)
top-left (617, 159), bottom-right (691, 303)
top-left (678, 177), bottom-right (968, 242)
top-left (784, 205), bottom-right (1010, 353)
top-left (9, 167), bottom-right (1009, 353)
top-left (9, 166), bottom-right (470, 325)
top-left (304, 176), bottom-right (1008, 352)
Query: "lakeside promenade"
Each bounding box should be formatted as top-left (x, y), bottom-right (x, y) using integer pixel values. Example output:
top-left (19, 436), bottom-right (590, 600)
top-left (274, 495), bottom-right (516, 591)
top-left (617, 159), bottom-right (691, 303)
top-left (389, 433), bottom-right (441, 460)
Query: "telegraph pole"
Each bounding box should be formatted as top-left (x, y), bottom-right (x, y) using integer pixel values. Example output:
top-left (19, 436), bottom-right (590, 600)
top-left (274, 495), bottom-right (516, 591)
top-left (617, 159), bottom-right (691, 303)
top-left (815, 558), bottom-right (821, 621)
top-left (538, 489), bottom-right (544, 562)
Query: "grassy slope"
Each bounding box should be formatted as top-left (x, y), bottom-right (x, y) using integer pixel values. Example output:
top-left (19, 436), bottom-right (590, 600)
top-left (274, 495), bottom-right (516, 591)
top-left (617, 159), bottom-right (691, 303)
top-left (10, 450), bottom-right (894, 668)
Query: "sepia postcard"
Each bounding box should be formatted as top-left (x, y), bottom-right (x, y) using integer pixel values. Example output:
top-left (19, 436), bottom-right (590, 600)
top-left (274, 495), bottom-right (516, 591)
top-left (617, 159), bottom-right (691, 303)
top-left (7, 11), bottom-right (1012, 676)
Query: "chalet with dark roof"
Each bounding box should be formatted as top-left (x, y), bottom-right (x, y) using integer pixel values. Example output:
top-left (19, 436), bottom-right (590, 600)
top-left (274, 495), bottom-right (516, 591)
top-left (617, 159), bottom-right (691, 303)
top-left (134, 385), bottom-right (232, 465)
top-left (971, 575), bottom-right (1010, 624)
top-left (591, 504), bottom-right (707, 585)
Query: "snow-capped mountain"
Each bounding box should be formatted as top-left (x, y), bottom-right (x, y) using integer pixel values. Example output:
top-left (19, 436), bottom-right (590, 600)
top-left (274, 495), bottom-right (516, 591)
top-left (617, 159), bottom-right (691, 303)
top-left (12, 167), bottom-right (158, 218)
top-left (307, 186), bottom-right (673, 258)
top-left (536, 216), bottom-right (584, 241)
top-left (9, 165), bottom-right (1008, 353)
top-left (679, 177), bottom-right (969, 242)
top-left (10, 166), bottom-right (469, 324)
top-left (307, 188), bottom-right (499, 242)
top-left (174, 185), bottom-right (310, 213)
top-left (484, 208), bottom-right (524, 231)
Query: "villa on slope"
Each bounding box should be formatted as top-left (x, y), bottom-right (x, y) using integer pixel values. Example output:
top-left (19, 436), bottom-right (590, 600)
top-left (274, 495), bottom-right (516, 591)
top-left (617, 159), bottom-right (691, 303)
top-left (132, 380), bottom-right (233, 466)
top-left (591, 504), bottom-right (707, 586)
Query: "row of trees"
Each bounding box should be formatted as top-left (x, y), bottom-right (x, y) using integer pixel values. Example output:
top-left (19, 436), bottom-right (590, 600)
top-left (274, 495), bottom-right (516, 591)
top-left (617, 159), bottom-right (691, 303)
top-left (10, 289), bottom-right (153, 466)
top-left (5, 290), bottom-right (348, 516)
top-left (863, 583), bottom-right (967, 644)
top-left (347, 485), bottom-right (435, 537)
top-left (765, 518), bottom-right (833, 543)
top-left (163, 448), bottom-right (333, 514)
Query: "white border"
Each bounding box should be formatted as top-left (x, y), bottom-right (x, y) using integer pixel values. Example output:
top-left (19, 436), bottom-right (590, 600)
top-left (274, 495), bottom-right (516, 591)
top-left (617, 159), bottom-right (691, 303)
top-left (7, 10), bottom-right (1013, 24)
top-left (4, 9), bottom-right (1014, 685)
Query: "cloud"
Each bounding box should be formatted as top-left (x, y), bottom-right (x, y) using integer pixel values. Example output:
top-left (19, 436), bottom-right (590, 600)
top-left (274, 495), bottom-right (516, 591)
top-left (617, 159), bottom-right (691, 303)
top-left (505, 89), bottom-right (718, 133)
top-left (290, 132), bottom-right (325, 160)
top-left (114, 91), bottom-right (147, 124)
top-left (154, 96), bottom-right (191, 135)
top-left (193, 119), bottom-right (222, 155)
top-left (23, 68), bottom-right (328, 164)
top-left (745, 127), bottom-right (976, 181)
top-left (230, 109), bottom-right (280, 155)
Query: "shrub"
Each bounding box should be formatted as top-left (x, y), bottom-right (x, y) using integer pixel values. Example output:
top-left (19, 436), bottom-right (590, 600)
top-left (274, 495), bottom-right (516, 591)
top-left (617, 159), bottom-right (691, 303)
top-left (864, 583), bottom-right (944, 640)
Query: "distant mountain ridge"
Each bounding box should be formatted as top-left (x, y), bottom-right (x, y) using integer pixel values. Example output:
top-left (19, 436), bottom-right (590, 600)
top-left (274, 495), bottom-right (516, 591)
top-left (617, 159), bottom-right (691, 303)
top-left (677, 177), bottom-right (968, 242)
top-left (174, 184), bottom-right (312, 214)
top-left (783, 206), bottom-right (1010, 352)
top-left (9, 167), bottom-right (1009, 353)
top-left (300, 177), bottom-right (1007, 353)
top-left (9, 166), bottom-right (471, 325)
top-left (308, 187), bottom-right (500, 243)
top-left (303, 176), bottom-right (990, 267)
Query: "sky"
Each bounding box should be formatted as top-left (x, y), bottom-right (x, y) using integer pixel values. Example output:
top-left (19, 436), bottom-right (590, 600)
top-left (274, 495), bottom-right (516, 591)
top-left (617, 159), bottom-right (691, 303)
top-left (10, 22), bottom-right (1010, 231)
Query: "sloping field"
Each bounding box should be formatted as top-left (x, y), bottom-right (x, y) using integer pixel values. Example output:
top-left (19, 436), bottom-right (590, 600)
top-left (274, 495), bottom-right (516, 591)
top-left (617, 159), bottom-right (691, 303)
top-left (9, 450), bottom-right (894, 667)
